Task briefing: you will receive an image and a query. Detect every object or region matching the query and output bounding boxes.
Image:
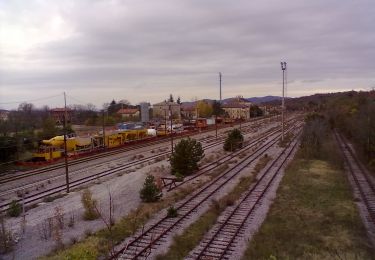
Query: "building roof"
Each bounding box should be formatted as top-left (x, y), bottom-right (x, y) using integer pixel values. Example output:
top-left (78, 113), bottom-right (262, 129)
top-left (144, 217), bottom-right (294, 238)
top-left (117, 108), bottom-right (139, 115)
top-left (222, 103), bottom-right (249, 109)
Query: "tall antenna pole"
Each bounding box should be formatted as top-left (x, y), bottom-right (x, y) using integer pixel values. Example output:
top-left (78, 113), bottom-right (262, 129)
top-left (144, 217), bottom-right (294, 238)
top-left (63, 92), bottom-right (70, 193)
top-left (219, 72), bottom-right (222, 102)
top-left (280, 62), bottom-right (287, 141)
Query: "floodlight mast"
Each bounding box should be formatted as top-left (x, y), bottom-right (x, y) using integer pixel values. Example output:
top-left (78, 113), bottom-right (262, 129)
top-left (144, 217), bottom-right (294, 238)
top-left (280, 62), bottom-right (287, 141)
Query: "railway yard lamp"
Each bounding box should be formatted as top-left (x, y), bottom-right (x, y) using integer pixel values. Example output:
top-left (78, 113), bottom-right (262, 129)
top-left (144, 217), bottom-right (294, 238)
top-left (280, 61), bottom-right (287, 141)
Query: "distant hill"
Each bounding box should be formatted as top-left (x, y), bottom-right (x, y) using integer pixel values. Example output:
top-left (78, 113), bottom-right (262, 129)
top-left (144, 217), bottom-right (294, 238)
top-left (181, 96), bottom-right (284, 107)
top-left (222, 96), bottom-right (283, 104)
top-left (245, 96), bottom-right (283, 104)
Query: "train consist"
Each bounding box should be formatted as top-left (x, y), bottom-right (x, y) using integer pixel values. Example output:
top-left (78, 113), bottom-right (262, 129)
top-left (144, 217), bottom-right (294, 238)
top-left (32, 123), bottom-right (150, 161)
top-left (31, 118), bottom-right (217, 161)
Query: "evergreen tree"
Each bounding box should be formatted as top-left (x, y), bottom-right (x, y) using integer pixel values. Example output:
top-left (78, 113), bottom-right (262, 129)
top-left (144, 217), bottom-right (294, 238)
top-left (177, 96), bottom-right (181, 104)
top-left (170, 138), bottom-right (205, 176)
top-left (168, 94), bottom-right (174, 103)
top-left (140, 175), bottom-right (162, 202)
top-left (224, 129), bottom-right (244, 151)
top-left (212, 100), bottom-right (224, 116)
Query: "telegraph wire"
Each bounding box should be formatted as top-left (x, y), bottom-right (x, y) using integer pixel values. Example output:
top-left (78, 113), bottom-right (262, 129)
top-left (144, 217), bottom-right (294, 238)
top-left (0, 93), bottom-right (63, 105)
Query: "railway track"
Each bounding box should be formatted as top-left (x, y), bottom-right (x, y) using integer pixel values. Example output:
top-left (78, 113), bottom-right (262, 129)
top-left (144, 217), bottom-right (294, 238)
top-left (0, 116), bottom-right (270, 185)
top-left (188, 131), bottom-right (300, 260)
top-left (0, 119), bottom-right (296, 212)
top-left (334, 131), bottom-right (375, 229)
top-left (0, 118), bottom-right (274, 191)
top-left (112, 123), bottom-right (302, 259)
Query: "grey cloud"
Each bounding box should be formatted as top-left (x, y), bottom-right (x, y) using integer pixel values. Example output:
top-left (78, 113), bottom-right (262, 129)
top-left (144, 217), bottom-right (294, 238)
top-left (1, 0), bottom-right (375, 108)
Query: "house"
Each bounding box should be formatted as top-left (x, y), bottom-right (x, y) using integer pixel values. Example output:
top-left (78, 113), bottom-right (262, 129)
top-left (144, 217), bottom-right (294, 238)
top-left (50, 108), bottom-right (72, 124)
top-left (180, 104), bottom-right (197, 119)
top-left (152, 101), bottom-right (181, 120)
top-left (222, 103), bottom-right (251, 120)
top-left (117, 108), bottom-right (140, 120)
top-left (0, 109), bottom-right (9, 121)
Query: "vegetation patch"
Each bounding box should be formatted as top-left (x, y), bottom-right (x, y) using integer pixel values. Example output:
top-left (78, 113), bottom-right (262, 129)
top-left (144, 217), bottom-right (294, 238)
top-left (42, 184), bottom-right (198, 259)
top-left (81, 189), bottom-right (99, 221)
top-left (7, 200), bottom-right (22, 217)
top-left (139, 175), bottom-right (162, 202)
top-left (224, 128), bottom-right (244, 151)
top-left (243, 157), bottom-right (373, 259)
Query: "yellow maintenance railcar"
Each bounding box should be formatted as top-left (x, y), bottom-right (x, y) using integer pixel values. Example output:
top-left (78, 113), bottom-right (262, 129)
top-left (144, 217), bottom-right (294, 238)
top-left (32, 128), bottom-right (149, 161)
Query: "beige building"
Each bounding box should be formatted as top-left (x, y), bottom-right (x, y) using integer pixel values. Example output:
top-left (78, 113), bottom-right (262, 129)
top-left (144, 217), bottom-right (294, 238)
top-left (117, 108), bottom-right (140, 120)
top-left (152, 101), bottom-right (181, 120)
top-left (222, 104), bottom-right (251, 120)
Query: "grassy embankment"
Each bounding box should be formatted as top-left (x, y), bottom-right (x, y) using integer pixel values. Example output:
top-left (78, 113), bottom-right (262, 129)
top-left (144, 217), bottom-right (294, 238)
top-left (243, 114), bottom-right (374, 259)
top-left (156, 154), bottom-right (272, 260)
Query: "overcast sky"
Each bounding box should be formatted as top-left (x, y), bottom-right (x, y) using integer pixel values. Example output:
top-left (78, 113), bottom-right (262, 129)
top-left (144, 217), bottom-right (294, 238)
top-left (1, 0), bottom-right (374, 109)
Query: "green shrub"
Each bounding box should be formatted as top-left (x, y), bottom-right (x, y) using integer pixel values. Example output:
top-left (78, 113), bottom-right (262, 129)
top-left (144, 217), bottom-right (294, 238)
top-left (167, 206), bottom-right (178, 218)
top-left (174, 172), bottom-right (184, 182)
top-left (81, 189), bottom-right (99, 221)
top-left (7, 200), bottom-right (22, 218)
top-left (140, 175), bottom-right (162, 202)
top-left (170, 138), bottom-right (205, 176)
top-left (224, 128), bottom-right (244, 151)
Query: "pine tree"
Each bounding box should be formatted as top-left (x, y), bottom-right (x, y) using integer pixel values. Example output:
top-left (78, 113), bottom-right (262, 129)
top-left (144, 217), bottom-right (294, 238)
top-left (168, 94), bottom-right (174, 103)
top-left (140, 175), bottom-right (162, 202)
top-left (224, 129), bottom-right (244, 151)
top-left (170, 138), bottom-right (205, 176)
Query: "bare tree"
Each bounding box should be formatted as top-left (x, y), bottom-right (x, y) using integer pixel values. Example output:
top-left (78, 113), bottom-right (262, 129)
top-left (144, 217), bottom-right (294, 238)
top-left (94, 187), bottom-right (115, 257)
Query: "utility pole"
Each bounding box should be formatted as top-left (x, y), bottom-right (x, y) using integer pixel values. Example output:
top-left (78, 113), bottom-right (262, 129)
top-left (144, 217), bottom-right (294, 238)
top-left (63, 92), bottom-right (70, 193)
top-left (169, 105), bottom-right (173, 154)
top-left (164, 101), bottom-right (167, 136)
top-left (280, 62), bottom-right (287, 141)
top-left (219, 72), bottom-right (222, 101)
top-left (102, 110), bottom-right (106, 150)
top-left (216, 73), bottom-right (222, 140)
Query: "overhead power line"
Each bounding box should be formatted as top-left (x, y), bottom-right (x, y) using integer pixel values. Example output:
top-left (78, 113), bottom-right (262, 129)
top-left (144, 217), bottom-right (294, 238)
top-left (0, 94), bottom-right (63, 105)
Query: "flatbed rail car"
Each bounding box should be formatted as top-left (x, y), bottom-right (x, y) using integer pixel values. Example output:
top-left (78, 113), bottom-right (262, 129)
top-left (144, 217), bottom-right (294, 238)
top-left (32, 128), bottom-right (149, 161)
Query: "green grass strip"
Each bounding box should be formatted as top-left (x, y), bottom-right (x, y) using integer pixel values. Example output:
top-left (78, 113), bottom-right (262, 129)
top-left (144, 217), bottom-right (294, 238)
top-left (243, 157), bottom-right (374, 259)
